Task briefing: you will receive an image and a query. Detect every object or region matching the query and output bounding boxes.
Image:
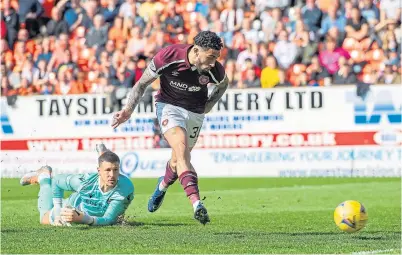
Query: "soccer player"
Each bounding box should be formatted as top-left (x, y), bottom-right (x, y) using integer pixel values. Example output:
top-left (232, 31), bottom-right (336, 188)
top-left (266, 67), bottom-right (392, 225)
top-left (111, 31), bottom-right (229, 225)
top-left (20, 145), bottom-right (134, 226)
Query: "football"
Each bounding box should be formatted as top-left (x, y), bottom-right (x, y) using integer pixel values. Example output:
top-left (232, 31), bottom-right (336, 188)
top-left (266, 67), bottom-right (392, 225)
top-left (334, 200), bottom-right (368, 233)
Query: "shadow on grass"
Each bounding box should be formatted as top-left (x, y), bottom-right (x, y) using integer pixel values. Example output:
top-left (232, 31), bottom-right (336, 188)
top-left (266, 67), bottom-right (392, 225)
top-left (214, 231), bottom-right (401, 238)
top-left (123, 221), bottom-right (190, 227)
top-left (214, 231), bottom-right (336, 237)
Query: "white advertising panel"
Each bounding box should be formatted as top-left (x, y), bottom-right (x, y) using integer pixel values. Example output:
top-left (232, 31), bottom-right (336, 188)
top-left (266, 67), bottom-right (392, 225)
top-left (1, 147), bottom-right (400, 178)
top-left (1, 85), bottom-right (401, 177)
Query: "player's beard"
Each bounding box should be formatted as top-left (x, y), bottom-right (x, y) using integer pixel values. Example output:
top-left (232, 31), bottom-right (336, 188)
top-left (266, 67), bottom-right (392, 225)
top-left (195, 58), bottom-right (209, 74)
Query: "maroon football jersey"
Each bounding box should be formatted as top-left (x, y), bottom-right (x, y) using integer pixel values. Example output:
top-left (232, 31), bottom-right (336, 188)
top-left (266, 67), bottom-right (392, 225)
top-left (150, 44), bottom-right (226, 114)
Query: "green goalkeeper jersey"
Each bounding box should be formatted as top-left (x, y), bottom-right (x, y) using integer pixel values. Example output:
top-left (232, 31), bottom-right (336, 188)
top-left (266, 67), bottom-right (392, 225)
top-left (52, 173), bottom-right (134, 226)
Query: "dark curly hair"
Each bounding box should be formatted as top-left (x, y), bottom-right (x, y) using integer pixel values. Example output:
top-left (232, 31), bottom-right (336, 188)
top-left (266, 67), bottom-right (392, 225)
top-left (194, 31), bottom-right (223, 51)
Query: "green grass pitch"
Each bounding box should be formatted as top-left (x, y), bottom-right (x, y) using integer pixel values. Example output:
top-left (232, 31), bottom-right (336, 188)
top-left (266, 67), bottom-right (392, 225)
top-left (1, 177), bottom-right (401, 254)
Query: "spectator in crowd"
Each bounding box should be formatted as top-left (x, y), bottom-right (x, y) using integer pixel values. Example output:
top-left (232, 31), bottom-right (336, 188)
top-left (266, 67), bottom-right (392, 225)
top-left (302, 0), bottom-right (322, 33)
top-left (239, 69), bottom-right (260, 88)
top-left (86, 14), bottom-right (109, 48)
top-left (345, 7), bottom-right (369, 41)
top-left (207, 8), bottom-right (220, 31)
top-left (242, 18), bottom-right (264, 44)
top-left (319, 5), bottom-right (347, 36)
top-left (360, 0), bottom-right (380, 27)
top-left (139, 0), bottom-right (164, 22)
top-left (21, 57), bottom-right (38, 84)
top-left (255, 0), bottom-right (290, 15)
top-left (308, 55), bottom-right (330, 86)
top-left (319, 37), bottom-right (350, 75)
top-left (33, 59), bottom-right (49, 88)
top-left (382, 29), bottom-right (399, 53)
top-left (119, 0), bottom-right (135, 18)
top-left (47, 33), bottom-right (69, 71)
top-left (102, 0), bottom-right (120, 23)
top-left (81, 0), bottom-right (99, 29)
top-left (327, 27), bottom-right (344, 47)
top-left (63, 0), bottom-right (84, 30)
top-left (378, 0), bottom-right (401, 25)
top-left (47, 7), bottom-right (69, 37)
top-left (58, 50), bottom-right (78, 73)
top-left (55, 66), bottom-right (84, 95)
top-left (108, 16), bottom-right (125, 41)
top-left (163, 1), bottom-right (185, 38)
top-left (2, 0), bottom-right (400, 103)
top-left (1, 0), bottom-right (19, 49)
top-left (289, 20), bottom-right (315, 63)
top-left (236, 42), bottom-right (258, 71)
top-left (294, 71), bottom-right (309, 86)
top-left (378, 63), bottom-right (401, 84)
top-left (332, 56), bottom-right (358, 84)
top-left (220, 0), bottom-right (244, 32)
top-left (287, 6), bottom-right (302, 33)
top-left (260, 55), bottom-right (280, 88)
top-left (260, 8), bottom-right (282, 41)
top-left (241, 58), bottom-right (261, 80)
top-left (18, 0), bottom-right (43, 38)
top-left (274, 30), bottom-right (298, 69)
top-left (195, 0), bottom-right (210, 18)
top-left (225, 59), bottom-right (239, 88)
top-left (127, 26), bottom-right (146, 57)
top-left (36, 37), bottom-right (52, 64)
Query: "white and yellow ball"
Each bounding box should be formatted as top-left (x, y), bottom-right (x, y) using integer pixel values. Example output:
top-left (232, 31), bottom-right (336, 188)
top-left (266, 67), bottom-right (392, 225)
top-left (334, 200), bottom-right (368, 233)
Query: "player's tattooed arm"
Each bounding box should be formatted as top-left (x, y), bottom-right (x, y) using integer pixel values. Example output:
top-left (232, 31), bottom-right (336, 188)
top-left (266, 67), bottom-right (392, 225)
top-left (112, 62), bottom-right (159, 129)
top-left (204, 75), bottom-right (229, 114)
top-left (124, 66), bottom-right (158, 114)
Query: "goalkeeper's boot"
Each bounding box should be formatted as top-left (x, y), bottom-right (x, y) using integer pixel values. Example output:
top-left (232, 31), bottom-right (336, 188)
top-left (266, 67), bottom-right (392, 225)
top-left (20, 165), bottom-right (53, 186)
top-left (96, 143), bottom-right (108, 156)
top-left (148, 176), bottom-right (167, 212)
top-left (194, 202), bottom-right (210, 225)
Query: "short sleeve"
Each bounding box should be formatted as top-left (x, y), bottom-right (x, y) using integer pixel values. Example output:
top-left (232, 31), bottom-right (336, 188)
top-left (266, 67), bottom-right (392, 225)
top-left (149, 46), bottom-right (175, 76)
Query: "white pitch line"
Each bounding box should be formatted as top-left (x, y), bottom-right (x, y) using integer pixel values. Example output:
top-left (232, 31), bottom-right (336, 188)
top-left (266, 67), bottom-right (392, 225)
top-left (351, 248), bottom-right (399, 254)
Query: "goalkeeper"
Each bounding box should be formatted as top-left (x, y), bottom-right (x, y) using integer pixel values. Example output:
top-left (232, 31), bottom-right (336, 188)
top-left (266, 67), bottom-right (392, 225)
top-left (20, 145), bottom-right (134, 226)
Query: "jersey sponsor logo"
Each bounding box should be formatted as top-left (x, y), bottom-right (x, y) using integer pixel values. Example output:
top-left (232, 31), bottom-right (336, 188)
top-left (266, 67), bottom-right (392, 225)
top-left (199, 75), bottom-right (210, 85)
top-left (188, 86), bottom-right (201, 92)
top-left (169, 81), bottom-right (188, 90)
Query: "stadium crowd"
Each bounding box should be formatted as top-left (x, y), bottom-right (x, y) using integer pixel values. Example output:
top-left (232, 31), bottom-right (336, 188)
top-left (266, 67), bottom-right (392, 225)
top-left (1, 0), bottom-right (401, 99)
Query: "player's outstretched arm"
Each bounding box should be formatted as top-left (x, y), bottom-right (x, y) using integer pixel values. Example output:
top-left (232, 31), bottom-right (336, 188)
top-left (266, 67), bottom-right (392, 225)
top-left (90, 192), bottom-right (134, 226)
top-left (204, 75), bottom-right (229, 114)
top-left (111, 65), bottom-right (158, 129)
top-left (52, 174), bottom-right (84, 221)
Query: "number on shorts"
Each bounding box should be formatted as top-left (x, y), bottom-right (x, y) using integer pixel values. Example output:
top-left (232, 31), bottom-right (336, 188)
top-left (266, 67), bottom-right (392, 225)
top-left (190, 127), bottom-right (201, 139)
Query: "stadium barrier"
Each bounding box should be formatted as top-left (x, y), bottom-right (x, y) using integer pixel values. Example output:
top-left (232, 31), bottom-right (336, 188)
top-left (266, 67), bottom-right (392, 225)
top-left (1, 85), bottom-right (401, 177)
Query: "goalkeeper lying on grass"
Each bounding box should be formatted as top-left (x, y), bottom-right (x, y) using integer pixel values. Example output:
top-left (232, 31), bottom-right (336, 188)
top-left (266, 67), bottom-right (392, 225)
top-left (20, 145), bottom-right (134, 226)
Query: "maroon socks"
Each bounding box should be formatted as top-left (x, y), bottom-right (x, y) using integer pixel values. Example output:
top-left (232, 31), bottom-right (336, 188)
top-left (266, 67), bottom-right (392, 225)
top-left (179, 171), bottom-right (200, 205)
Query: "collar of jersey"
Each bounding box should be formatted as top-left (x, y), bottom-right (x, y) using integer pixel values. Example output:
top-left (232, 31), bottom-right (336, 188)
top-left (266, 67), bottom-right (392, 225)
top-left (178, 45), bottom-right (197, 72)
